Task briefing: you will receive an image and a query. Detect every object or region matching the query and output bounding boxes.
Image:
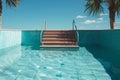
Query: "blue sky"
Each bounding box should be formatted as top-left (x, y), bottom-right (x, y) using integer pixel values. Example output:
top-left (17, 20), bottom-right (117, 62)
top-left (2, 0), bottom-right (120, 30)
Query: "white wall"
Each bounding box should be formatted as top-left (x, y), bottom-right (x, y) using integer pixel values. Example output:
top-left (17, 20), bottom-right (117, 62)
top-left (0, 30), bottom-right (21, 49)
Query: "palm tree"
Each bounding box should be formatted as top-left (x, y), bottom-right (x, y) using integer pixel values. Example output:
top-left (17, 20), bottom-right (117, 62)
top-left (85, 0), bottom-right (120, 29)
top-left (0, 0), bottom-right (20, 29)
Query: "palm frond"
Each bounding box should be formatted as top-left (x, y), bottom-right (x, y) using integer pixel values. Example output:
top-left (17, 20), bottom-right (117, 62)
top-left (115, 0), bottom-right (120, 16)
top-left (85, 0), bottom-right (104, 16)
top-left (6, 0), bottom-right (20, 7)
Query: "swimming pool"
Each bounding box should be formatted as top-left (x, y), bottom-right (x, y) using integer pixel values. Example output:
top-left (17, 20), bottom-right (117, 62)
top-left (0, 45), bottom-right (111, 80)
top-left (0, 30), bottom-right (120, 80)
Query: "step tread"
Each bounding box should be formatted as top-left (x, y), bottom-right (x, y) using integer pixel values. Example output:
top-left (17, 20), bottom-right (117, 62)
top-left (42, 41), bottom-right (76, 43)
top-left (44, 33), bottom-right (75, 35)
top-left (43, 38), bottom-right (76, 40)
top-left (43, 37), bottom-right (76, 39)
top-left (44, 34), bottom-right (75, 35)
top-left (44, 31), bottom-right (75, 33)
top-left (42, 43), bottom-right (77, 45)
top-left (44, 30), bottom-right (75, 32)
top-left (43, 35), bottom-right (75, 38)
top-left (41, 45), bottom-right (79, 47)
top-left (42, 42), bottom-right (77, 45)
top-left (42, 38), bottom-right (76, 41)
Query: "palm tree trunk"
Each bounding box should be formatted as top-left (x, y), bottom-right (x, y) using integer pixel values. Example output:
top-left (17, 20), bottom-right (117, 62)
top-left (109, 1), bottom-right (116, 30)
top-left (0, 0), bottom-right (2, 29)
top-left (0, 0), bottom-right (2, 16)
top-left (109, 10), bottom-right (115, 30)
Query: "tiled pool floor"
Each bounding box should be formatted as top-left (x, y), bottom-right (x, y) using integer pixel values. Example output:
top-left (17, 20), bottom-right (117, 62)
top-left (0, 46), bottom-right (111, 80)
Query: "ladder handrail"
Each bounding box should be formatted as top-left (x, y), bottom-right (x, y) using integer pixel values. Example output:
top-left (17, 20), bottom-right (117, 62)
top-left (40, 20), bottom-right (46, 44)
top-left (72, 20), bottom-right (79, 44)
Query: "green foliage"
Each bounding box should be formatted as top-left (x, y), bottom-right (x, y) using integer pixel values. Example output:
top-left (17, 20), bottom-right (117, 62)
top-left (85, 0), bottom-right (120, 16)
top-left (6, 0), bottom-right (20, 7)
top-left (115, 0), bottom-right (120, 16)
top-left (85, 0), bottom-right (104, 16)
top-left (0, 0), bottom-right (20, 15)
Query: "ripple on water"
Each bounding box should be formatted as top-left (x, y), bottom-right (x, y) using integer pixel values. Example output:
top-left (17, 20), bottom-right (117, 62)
top-left (56, 74), bottom-right (63, 78)
top-left (0, 46), bottom-right (112, 80)
top-left (60, 63), bottom-right (65, 66)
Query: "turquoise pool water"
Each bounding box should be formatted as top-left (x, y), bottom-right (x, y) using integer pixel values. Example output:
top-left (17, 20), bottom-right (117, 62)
top-left (0, 45), bottom-right (111, 80)
top-left (86, 46), bottom-right (120, 80)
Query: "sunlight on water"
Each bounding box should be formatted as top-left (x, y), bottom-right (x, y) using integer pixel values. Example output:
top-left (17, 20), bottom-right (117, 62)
top-left (0, 46), bottom-right (111, 80)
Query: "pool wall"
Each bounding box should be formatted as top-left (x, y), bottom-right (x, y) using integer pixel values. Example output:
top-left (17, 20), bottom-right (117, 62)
top-left (98, 30), bottom-right (120, 51)
top-left (78, 30), bottom-right (120, 51)
top-left (78, 30), bottom-right (99, 46)
top-left (0, 30), bottom-right (21, 49)
top-left (0, 30), bottom-right (120, 51)
top-left (22, 31), bottom-right (41, 46)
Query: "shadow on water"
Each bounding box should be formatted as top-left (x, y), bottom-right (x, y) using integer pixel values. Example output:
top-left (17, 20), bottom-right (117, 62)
top-left (30, 46), bottom-right (41, 50)
top-left (85, 45), bottom-right (120, 80)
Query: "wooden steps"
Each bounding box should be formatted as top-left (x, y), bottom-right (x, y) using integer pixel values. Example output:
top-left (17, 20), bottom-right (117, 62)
top-left (43, 38), bottom-right (76, 41)
top-left (41, 30), bottom-right (78, 47)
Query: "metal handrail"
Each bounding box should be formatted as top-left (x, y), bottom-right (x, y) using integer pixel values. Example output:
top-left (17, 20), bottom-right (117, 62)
top-left (40, 20), bottom-right (46, 44)
top-left (72, 20), bottom-right (79, 44)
